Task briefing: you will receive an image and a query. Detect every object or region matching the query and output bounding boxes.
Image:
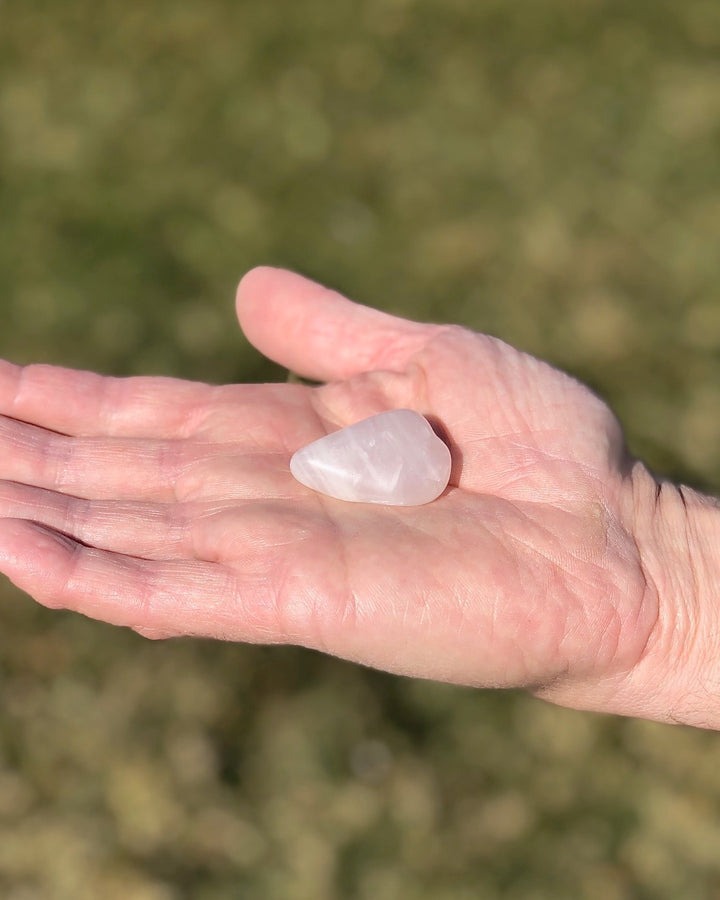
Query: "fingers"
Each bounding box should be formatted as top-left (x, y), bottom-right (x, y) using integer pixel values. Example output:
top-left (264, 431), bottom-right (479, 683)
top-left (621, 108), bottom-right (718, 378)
top-left (0, 451), bottom-right (306, 558)
top-left (0, 360), bottom-right (222, 438)
top-left (0, 415), bottom-right (193, 500)
top-left (236, 267), bottom-right (439, 382)
top-left (0, 411), bottom-right (313, 502)
top-left (0, 363), bottom-right (314, 445)
top-left (0, 481), bottom-right (188, 559)
top-left (0, 518), bottom-right (284, 641)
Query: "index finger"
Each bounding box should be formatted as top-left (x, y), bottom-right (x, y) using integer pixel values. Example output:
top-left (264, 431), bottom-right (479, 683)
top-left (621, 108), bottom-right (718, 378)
top-left (0, 360), bottom-right (220, 438)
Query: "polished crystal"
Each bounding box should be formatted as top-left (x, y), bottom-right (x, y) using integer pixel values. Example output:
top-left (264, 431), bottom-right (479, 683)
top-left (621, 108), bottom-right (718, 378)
top-left (290, 409), bottom-right (451, 506)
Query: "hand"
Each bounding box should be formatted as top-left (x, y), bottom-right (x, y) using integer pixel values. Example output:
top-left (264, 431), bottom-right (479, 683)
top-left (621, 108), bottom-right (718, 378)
top-left (0, 268), bottom-right (710, 724)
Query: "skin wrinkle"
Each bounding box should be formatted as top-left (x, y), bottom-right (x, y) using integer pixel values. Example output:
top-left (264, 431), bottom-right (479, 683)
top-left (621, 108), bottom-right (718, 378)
top-left (625, 526), bottom-right (664, 675)
top-left (191, 455), bottom-right (300, 504)
top-left (498, 510), bottom-right (621, 677)
top-left (63, 494), bottom-right (105, 551)
top-left (48, 432), bottom-right (75, 492)
top-left (498, 533), bottom-right (569, 673)
top-left (0, 417), bottom-right (43, 480)
top-left (169, 440), bottom-right (230, 503)
top-left (189, 503), bottom-right (227, 562)
top-left (309, 328), bottom-right (440, 443)
top-left (261, 552), bottom-right (301, 642)
top-left (177, 382), bottom-right (226, 439)
top-left (160, 439), bottom-right (196, 499)
top-left (174, 455), bottom-right (241, 503)
top-left (96, 372), bottom-right (122, 435)
top-left (345, 326), bottom-right (446, 420)
top-left (383, 505), bottom-right (470, 634)
top-left (10, 422), bottom-right (179, 499)
top-left (202, 389), bottom-right (314, 450)
top-left (583, 539), bottom-right (651, 684)
top-left (122, 557), bottom-right (159, 625)
top-left (104, 374), bottom-right (200, 439)
top-left (9, 363), bottom-right (30, 423)
top-left (161, 499), bottom-right (196, 559)
top-left (602, 524), bottom-right (654, 666)
top-left (624, 469), bottom-right (698, 704)
top-left (404, 516), bottom-right (469, 624)
top-left (415, 586), bottom-right (431, 629)
top-left (361, 329), bottom-right (426, 375)
top-left (678, 487), bottom-right (701, 638)
top-left (275, 502), bottom-right (354, 653)
top-left (343, 507), bottom-right (471, 670)
top-left (469, 431), bottom-right (612, 465)
top-left (55, 535), bottom-right (92, 613)
top-left (329, 506), bottom-right (372, 645)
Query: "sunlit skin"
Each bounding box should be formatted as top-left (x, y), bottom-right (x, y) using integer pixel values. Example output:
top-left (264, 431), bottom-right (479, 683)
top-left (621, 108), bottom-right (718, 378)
top-left (1, 267), bottom-right (718, 726)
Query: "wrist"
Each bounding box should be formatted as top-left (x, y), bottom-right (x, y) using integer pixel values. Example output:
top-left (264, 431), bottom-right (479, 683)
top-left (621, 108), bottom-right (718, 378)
top-left (623, 463), bottom-right (720, 728)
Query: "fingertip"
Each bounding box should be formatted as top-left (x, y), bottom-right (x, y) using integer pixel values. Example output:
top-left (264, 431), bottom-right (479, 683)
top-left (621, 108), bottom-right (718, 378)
top-left (0, 518), bottom-right (76, 608)
top-left (235, 266), bottom-right (348, 375)
top-left (235, 266), bottom-right (303, 361)
top-left (0, 517), bottom-right (74, 562)
top-left (236, 266), bottom-right (302, 333)
top-left (236, 265), bottom-right (284, 312)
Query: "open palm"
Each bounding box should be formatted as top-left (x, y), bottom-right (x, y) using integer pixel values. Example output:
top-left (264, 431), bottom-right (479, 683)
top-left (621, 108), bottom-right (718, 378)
top-left (0, 268), bottom-right (658, 714)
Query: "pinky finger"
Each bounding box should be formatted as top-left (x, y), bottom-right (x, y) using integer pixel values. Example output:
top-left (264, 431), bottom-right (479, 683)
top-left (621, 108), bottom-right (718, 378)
top-left (0, 519), bottom-right (283, 642)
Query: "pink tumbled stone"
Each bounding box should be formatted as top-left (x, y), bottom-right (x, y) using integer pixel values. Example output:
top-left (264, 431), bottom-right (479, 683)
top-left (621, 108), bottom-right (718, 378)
top-left (290, 409), bottom-right (451, 506)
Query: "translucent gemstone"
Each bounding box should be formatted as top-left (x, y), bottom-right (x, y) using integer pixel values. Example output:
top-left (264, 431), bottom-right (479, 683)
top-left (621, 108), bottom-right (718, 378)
top-left (290, 409), bottom-right (452, 506)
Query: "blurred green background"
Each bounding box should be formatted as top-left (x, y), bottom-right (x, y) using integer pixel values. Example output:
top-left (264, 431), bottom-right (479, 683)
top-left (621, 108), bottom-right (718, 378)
top-left (2, 0), bottom-right (720, 897)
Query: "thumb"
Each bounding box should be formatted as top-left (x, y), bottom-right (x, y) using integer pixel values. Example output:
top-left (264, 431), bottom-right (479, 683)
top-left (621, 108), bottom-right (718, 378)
top-left (236, 267), bottom-right (436, 382)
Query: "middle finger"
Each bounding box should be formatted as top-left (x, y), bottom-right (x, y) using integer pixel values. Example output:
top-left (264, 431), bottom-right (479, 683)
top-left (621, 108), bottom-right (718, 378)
top-left (0, 414), bottom-right (213, 500)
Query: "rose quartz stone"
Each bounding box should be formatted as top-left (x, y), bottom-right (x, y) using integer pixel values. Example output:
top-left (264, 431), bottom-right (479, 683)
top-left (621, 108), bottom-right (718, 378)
top-left (290, 409), bottom-right (451, 506)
